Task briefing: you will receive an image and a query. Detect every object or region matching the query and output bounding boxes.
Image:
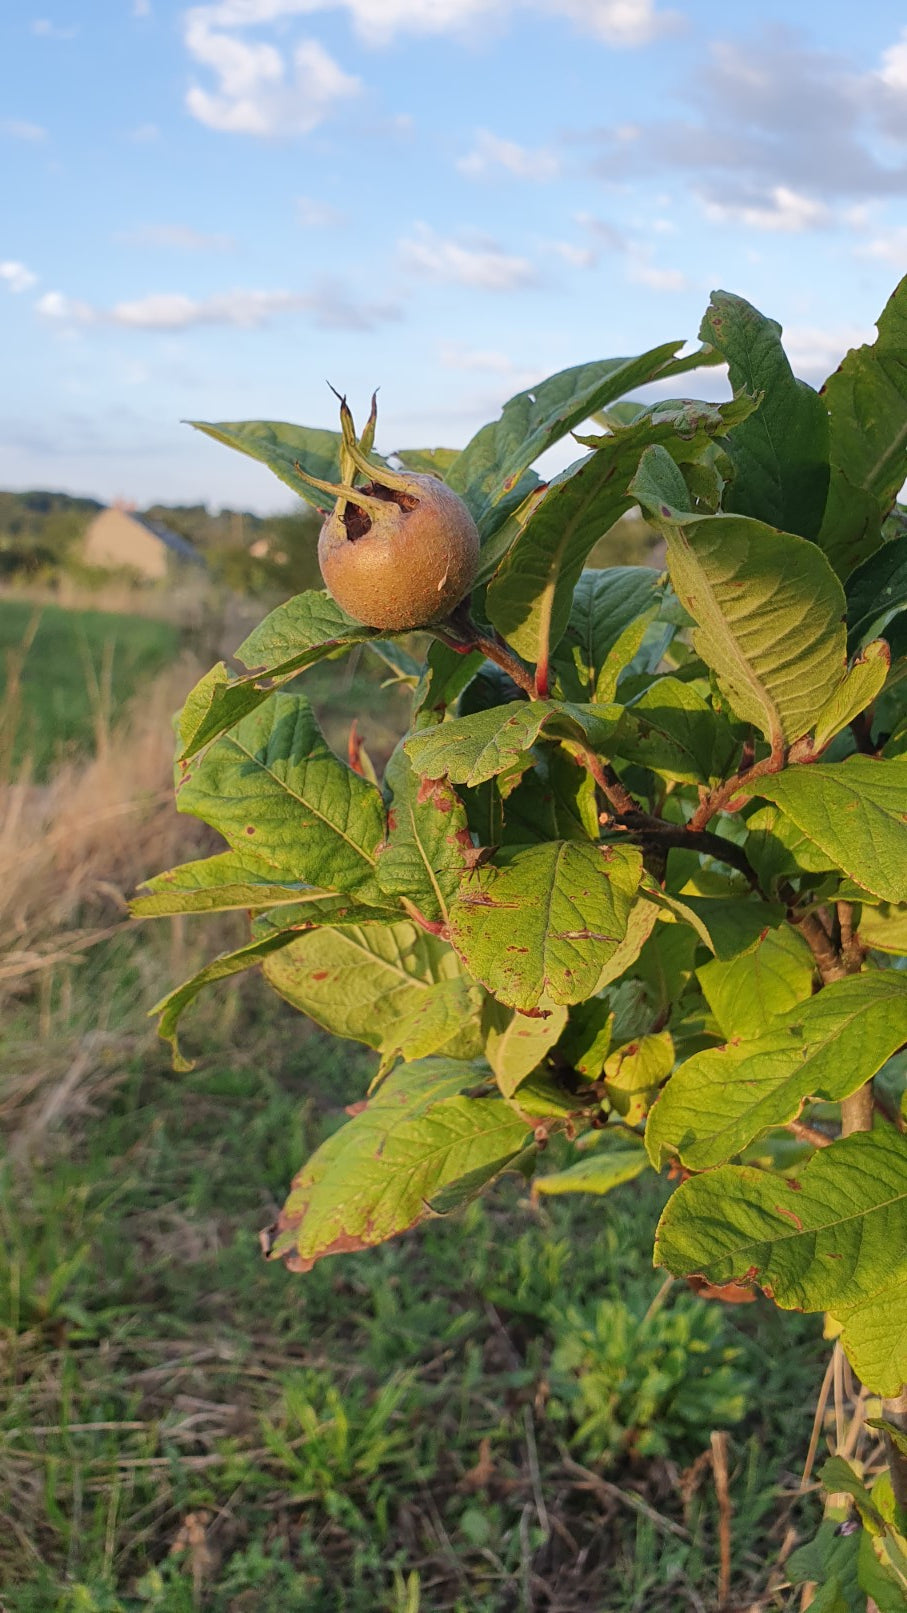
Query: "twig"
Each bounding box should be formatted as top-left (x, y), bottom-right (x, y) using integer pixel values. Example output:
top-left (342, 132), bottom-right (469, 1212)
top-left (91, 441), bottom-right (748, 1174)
top-left (435, 606), bottom-right (537, 698)
top-left (710, 1431), bottom-right (733, 1609)
top-left (522, 1404), bottom-right (549, 1539)
top-left (787, 1119), bottom-right (834, 1149)
top-left (572, 742), bottom-right (639, 817)
top-left (616, 814), bottom-right (763, 889)
top-left (789, 905), bottom-right (848, 985)
top-left (799, 1350), bottom-right (836, 1494)
top-left (688, 752), bottom-right (784, 832)
top-left (559, 1451), bottom-right (690, 1540)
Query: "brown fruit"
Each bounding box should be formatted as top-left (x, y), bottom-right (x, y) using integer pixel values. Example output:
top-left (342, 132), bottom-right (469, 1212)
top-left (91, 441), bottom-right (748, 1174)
top-left (318, 473), bottom-right (480, 631)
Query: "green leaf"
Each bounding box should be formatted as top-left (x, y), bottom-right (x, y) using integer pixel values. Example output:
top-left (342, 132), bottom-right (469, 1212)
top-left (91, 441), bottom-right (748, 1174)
top-left (189, 418), bottom-right (389, 509)
top-left (591, 895), bottom-right (660, 992)
top-left (654, 1127), bottom-right (907, 1393)
top-left (747, 757), bottom-right (907, 903)
top-left (152, 929), bottom-right (301, 1071)
top-left (558, 997), bottom-right (614, 1078)
top-left (266, 1058), bottom-right (532, 1270)
top-left (483, 999), bottom-right (569, 1097)
top-left (552, 567), bottom-right (662, 703)
top-left (177, 593), bottom-right (388, 761)
top-left (788, 1520), bottom-right (862, 1610)
top-left (485, 448), bottom-right (640, 666)
top-left (818, 275), bottom-right (907, 576)
top-left (642, 886), bottom-right (786, 959)
top-left (859, 903), bottom-right (907, 956)
top-left (260, 919), bottom-right (465, 1051)
top-left (744, 802), bottom-right (840, 886)
top-left (394, 446), bottom-right (460, 477)
top-left (534, 1137), bottom-right (648, 1196)
top-left (646, 972), bottom-right (907, 1169)
top-left (635, 921), bottom-right (699, 1020)
top-left (604, 1031), bottom-right (674, 1124)
top-left (695, 923), bottom-right (815, 1039)
top-left (447, 343), bottom-right (685, 539)
top-left (378, 976), bottom-right (486, 1067)
top-left (132, 853), bottom-right (395, 919)
top-left (802, 640), bottom-right (891, 756)
top-left (404, 699), bottom-right (623, 790)
top-left (699, 290), bottom-right (829, 540)
top-left (376, 745), bottom-right (474, 924)
top-left (413, 639), bottom-right (486, 724)
top-left (631, 446), bottom-right (847, 750)
top-left (176, 694), bottom-right (386, 900)
top-left (449, 841), bottom-right (643, 1010)
top-left (487, 396), bottom-right (750, 668)
top-left (498, 748), bottom-right (598, 845)
top-left (613, 676), bottom-right (740, 785)
top-left (846, 534), bottom-right (907, 655)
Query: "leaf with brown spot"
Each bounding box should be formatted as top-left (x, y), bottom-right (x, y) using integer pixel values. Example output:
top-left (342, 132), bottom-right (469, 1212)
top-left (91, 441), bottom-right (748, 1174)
top-left (265, 1058), bottom-right (532, 1271)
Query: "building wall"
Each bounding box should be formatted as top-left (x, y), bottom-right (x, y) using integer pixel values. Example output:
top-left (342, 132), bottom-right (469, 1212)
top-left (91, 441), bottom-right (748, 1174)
top-left (83, 509), bottom-right (169, 580)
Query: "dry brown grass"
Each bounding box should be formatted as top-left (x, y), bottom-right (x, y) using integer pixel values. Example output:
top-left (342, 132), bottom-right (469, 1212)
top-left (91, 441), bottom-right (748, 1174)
top-left (0, 652), bottom-right (230, 1149)
top-left (0, 654), bottom-right (207, 956)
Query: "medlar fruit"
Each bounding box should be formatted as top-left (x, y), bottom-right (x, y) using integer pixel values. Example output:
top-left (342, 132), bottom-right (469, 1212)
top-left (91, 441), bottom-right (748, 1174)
top-left (297, 394), bottom-right (480, 631)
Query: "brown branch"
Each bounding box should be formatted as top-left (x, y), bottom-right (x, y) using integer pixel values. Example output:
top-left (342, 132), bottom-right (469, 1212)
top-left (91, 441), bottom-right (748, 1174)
top-left (573, 744), bottom-right (639, 818)
top-left (788, 900), bottom-right (848, 985)
top-left (787, 1119), bottom-right (834, 1149)
top-left (431, 619), bottom-right (537, 699)
top-left (836, 901), bottom-right (865, 974)
top-left (615, 814), bottom-right (762, 890)
top-left (688, 752), bottom-right (784, 832)
top-left (841, 1086), bottom-right (875, 1136)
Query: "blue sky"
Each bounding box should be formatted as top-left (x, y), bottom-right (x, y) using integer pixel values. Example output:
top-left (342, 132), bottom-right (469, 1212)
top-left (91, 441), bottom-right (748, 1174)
top-left (2, 0), bottom-right (907, 511)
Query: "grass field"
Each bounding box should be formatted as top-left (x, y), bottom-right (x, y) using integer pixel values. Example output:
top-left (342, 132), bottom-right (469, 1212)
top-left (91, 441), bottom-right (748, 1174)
top-left (0, 599), bottom-right (181, 778)
top-left (0, 594), bottom-right (850, 1611)
top-left (2, 928), bottom-right (829, 1612)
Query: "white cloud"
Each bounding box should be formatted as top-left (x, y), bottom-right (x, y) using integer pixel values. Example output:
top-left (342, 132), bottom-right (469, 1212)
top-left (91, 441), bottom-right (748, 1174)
top-left (879, 29), bottom-right (907, 93)
top-left (855, 226), bottom-right (907, 265)
top-left (545, 0), bottom-right (677, 47)
top-left (0, 261), bottom-right (38, 293)
top-left (117, 224), bottom-right (236, 250)
top-left (296, 195), bottom-right (345, 228)
top-left (399, 223), bottom-right (537, 290)
top-left (0, 118), bottom-right (48, 141)
top-left (574, 212), bottom-right (628, 253)
top-left (548, 240), bottom-right (597, 268)
top-left (133, 0), bottom-right (152, 15)
top-left (111, 289), bottom-right (303, 327)
top-left (457, 129), bottom-right (560, 181)
top-left (589, 28), bottom-right (907, 225)
top-left (439, 341), bottom-right (523, 374)
top-left (783, 324), bottom-right (873, 383)
top-left (35, 280), bottom-right (400, 332)
top-left (31, 17), bottom-right (79, 37)
top-left (128, 122), bottom-right (161, 142)
top-left (184, 8), bottom-right (360, 135)
top-left (179, 0), bottom-right (679, 122)
top-left (701, 185), bottom-right (830, 232)
top-left (626, 251), bottom-right (689, 291)
top-left (36, 291), bottom-right (95, 323)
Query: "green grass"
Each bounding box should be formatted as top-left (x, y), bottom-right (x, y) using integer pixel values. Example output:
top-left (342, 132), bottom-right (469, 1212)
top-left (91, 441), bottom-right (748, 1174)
top-left (1, 934), bottom-right (826, 1613)
top-left (0, 600), bottom-right (181, 777)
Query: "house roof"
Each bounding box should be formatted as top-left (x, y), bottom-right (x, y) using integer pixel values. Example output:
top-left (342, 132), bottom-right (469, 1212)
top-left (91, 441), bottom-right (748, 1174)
top-left (130, 514), bottom-right (207, 568)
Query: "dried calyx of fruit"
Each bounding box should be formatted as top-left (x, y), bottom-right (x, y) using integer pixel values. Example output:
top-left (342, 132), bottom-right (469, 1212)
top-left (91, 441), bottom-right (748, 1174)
top-left (296, 392), bottom-right (480, 632)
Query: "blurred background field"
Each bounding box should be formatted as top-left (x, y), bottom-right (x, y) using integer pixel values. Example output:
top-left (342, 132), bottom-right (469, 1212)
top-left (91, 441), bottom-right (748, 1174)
top-left (0, 505), bottom-right (844, 1612)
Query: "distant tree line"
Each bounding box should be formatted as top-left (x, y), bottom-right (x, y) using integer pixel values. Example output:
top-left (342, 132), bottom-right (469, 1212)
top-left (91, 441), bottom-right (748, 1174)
top-left (0, 489), bottom-right (660, 598)
top-left (0, 490), bottom-right (324, 597)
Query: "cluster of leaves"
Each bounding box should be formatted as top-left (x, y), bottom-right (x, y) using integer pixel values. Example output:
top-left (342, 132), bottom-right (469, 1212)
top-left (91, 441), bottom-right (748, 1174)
top-left (138, 282), bottom-right (907, 1453)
